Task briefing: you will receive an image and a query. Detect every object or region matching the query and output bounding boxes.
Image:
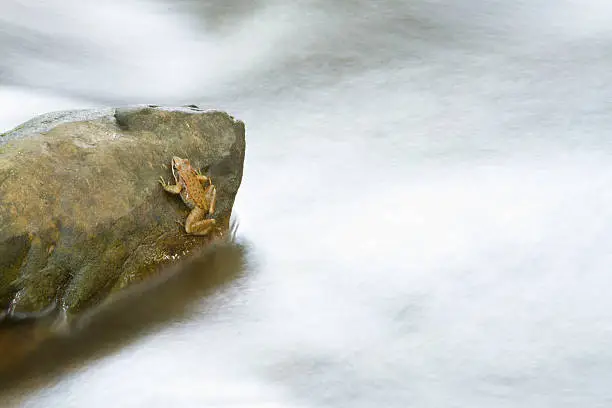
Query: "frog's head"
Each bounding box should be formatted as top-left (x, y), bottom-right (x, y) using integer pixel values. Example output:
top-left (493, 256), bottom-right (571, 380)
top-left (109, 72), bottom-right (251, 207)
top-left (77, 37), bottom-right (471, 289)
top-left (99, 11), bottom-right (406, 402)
top-left (171, 156), bottom-right (190, 178)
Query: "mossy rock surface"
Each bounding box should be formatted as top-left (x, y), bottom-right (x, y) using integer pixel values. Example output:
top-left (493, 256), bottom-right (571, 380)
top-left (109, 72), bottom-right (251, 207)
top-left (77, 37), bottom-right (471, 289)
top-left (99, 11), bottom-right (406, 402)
top-left (0, 105), bottom-right (245, 317)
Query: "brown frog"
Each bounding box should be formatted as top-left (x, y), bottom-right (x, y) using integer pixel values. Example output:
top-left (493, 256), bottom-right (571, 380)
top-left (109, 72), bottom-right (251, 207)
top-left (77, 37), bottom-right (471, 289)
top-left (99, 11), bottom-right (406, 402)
top-left (159, 156), bottom-right (217, 236)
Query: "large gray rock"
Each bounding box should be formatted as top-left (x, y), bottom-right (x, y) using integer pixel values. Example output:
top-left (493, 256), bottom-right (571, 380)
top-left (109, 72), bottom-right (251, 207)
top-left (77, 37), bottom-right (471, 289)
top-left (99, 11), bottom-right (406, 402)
top-left (0, 105), bottom-right (245, 317)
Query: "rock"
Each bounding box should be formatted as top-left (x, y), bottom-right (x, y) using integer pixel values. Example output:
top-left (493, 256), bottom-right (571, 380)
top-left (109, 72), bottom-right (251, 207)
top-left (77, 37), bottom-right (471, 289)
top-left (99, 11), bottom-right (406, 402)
top-left (0, 105), bottom-right (245, 318)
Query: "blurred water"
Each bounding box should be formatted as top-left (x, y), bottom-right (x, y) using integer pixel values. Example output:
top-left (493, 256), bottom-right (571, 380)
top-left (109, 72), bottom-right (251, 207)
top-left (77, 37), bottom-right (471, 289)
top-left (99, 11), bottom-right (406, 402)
top-left (2, 0), bottom-right (612, 406)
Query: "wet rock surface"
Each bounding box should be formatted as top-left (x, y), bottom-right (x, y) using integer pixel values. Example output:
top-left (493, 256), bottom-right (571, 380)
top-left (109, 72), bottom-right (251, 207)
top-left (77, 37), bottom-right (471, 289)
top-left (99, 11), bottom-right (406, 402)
top-left (0, 105), bottom-right (245, 318)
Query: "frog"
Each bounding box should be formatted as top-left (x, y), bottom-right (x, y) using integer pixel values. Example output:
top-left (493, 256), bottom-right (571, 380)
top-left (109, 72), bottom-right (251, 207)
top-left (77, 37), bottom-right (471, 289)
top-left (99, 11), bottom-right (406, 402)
top-left (159, 156), bottom-right (217, 236)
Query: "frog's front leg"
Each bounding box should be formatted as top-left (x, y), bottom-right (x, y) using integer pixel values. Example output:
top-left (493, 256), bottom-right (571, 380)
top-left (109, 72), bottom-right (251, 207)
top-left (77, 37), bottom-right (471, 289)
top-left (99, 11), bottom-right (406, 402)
top-left (159, 176), bottom-right (182, 194)
top-left (184, 206), bottom-right (216, 235)
top-left (195, 169), bottom-right (210, 185)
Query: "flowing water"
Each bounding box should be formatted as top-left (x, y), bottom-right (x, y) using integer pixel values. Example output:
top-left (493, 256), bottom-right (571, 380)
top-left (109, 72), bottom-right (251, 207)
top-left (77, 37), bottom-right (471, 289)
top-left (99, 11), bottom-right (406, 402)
top-left (2, 0), bottom-right (612, 406)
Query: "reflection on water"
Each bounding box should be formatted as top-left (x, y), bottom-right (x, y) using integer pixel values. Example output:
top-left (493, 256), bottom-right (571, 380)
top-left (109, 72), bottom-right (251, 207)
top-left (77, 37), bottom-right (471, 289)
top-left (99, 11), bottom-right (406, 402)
top-left (2, 0), bottom-right (612, 406)
top-left (0, 242), bottom-right (249, 403)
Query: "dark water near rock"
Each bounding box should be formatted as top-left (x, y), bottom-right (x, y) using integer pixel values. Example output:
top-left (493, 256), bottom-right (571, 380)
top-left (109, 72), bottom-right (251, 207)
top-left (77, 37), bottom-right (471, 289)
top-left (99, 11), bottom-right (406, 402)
top-left (2, 0), bottom-right (612, 406)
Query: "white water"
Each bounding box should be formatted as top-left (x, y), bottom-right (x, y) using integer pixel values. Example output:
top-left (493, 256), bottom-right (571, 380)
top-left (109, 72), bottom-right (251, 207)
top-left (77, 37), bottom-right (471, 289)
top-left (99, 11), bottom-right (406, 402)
top-left (2, 0), bottom-right (612, 406)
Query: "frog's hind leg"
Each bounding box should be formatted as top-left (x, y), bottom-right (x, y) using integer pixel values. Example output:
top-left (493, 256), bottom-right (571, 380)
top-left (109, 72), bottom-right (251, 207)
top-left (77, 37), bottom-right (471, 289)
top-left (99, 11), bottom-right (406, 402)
top-left (185, 207), bottom-right (216, 236)
top-left (204, 184), bottom-right (217, 215)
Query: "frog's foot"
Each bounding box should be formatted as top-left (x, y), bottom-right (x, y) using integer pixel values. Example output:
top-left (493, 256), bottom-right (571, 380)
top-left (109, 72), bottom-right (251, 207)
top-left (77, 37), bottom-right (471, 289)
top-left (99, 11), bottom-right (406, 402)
top-left (159, 176), bottom-right (182, 194)
top-left (185, 206), bottom-right (216, 236)
top-left (204, 184), bottom-right (217, 215)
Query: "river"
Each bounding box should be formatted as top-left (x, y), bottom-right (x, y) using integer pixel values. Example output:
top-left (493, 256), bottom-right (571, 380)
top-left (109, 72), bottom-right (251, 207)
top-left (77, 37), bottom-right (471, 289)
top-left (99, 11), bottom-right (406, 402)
top-left (2, 0), bottom-right (612, 406)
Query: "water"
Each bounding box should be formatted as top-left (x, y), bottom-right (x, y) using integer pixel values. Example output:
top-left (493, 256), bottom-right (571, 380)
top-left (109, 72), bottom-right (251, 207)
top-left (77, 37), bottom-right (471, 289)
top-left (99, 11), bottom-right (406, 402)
top-left (2, 0), bottom-right (612, 406)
